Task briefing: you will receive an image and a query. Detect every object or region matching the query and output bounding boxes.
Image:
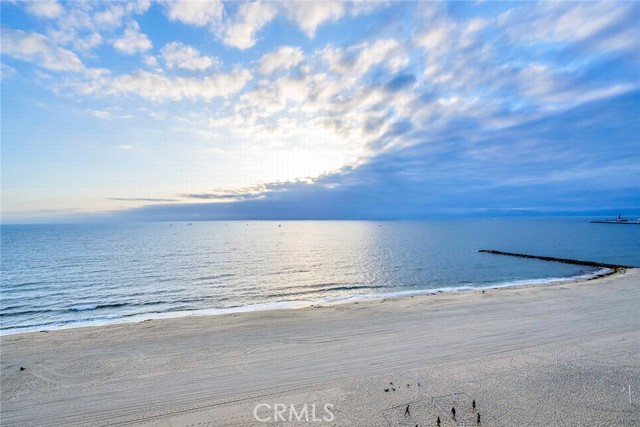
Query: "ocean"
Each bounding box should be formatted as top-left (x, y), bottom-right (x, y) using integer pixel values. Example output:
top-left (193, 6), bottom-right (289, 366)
top-left (1, 218), bottom-right (639, 335)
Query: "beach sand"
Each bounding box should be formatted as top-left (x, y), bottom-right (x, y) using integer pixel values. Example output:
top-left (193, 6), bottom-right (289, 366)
top-left (2, 269), bottom-right (639, 426)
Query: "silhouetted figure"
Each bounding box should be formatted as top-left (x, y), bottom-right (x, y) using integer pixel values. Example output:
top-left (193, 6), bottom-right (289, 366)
top-left (405, 404), bottom-right (411, 417)
top-left (472, 399), bottom-right (476, 410)
top-left (451, 407), bottom-right (456, 419)
top-left (477, 413), bottom-right (481, 424)
top-left (436, 416), bottom-right (441, 426)
top-left (384, 388), bottom-right (389, 392)
top-left (19, 367), bottom-right (25, 371)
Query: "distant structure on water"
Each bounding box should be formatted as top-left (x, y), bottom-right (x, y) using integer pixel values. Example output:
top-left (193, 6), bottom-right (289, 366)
top-left (591, 213), bottom-right (640, 225)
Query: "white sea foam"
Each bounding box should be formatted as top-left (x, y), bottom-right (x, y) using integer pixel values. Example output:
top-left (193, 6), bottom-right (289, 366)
top-left (0, 268), bottom-right (613, 336)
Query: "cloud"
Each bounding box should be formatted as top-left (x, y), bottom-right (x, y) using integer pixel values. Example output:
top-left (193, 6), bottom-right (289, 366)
top-left (127, 0), bottom-right (152, 15)
top-left (1, 27), bottom-right (85, 72)
top-left (95, 4), bottom-right (126, 28)
top-left (73, 31), bottom-right (103, 52)
top-left (181, 184), bottom-right (270, 201)
top-left (160, 0), bottom-right (275, 49)
top-left (500, 2), bottom-right (640, 54)
top-left (108, 197), bottom-right (179, 202)
top-left (1, 62), bottom-right (17, 80)
top-left (414, 6), bottom-right (486, 86)
top-left (284, 1), bottom-right (346, 38)
top-left (25, 0), bottom-right (63, 19)
top-left (161, 0), bottom-right (223, 27)
top-left (515, 63), bottom-right (637, 111)
top-left (4, 1), bottom-right (639, 222)
top-left (89, 109), bottom-right (112, 120)
top-left (197, 1), bottom-right (638, 192)
top-left (220, 1), bottom-right (277, 49)
top-left (321, 39), bottom-right (409, 79)
top-left (76, 68), bottom-right (252, 101)
top-left (117, 144), bottom-right (134, 150)
top-left (143, 55), bottom-right (162, 73)
top-left (258, 46), bottom-right (304, 75)
top-left (211, 37), bottom-right (418, 165)
top-left (182, 193), bottom-right (254, 201)
top-left (111, 90), bottom-right (640, 221)
top-left (283, 1), bottom-right (385, 38)
top-left (36, 1), bottom-right (150, 54)
top-left (407, 1), bottom-right (639, 131)
top-left (113, 21), bottom-right (152, 54)
top-left (161, 41), bottom-right (219, 71)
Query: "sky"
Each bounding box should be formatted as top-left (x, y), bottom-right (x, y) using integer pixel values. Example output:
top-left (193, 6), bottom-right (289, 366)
top-left (1, 0), bottom-right (639, 223)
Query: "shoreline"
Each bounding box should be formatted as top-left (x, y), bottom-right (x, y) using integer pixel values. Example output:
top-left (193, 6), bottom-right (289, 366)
top-left (2, 268), bottom-right (638, 426)
top-left (0, 265), bottom-right (618, 337)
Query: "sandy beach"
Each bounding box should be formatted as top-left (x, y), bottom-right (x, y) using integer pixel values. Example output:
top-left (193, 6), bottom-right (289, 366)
top-left (2, 269), bottom-right (639, 426)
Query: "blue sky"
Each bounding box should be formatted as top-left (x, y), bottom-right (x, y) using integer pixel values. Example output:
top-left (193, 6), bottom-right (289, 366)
top-left (1, 0), bottom-right (639, 222)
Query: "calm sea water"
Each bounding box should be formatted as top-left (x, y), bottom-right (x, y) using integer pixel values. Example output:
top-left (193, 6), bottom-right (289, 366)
top-left (1, 218), bottom-right (639, 335)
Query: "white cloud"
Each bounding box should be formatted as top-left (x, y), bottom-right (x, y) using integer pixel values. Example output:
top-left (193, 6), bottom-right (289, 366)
top-left (258, 46), bottom-right (304, 74)
top-left (500, 2), bottom-right (639, 54)
top-left (80, 68), bottom-right (253, 102)
top-left (25, 0), bottom-right (63, 18)
top-left (161, 1), bottom-right (276, 50)
top-left (117, 144), bottom-right (134, 150)
top-left (220, 1), bottom-right (277, 49)
top-left (284, 1), bottom-right (345, 38)
top-left (40, 1), bottom-right (151, 53)
top-left (143, 55), bottom-right (163, 73)
top-left (113, 21), bottom-right (152, 55)
top-left (95, 4), bottom-right (126, 28)
top-left (231, 69), bottom-right (349, 125)
top-left (236, 81), bottom-right (287, 117)
top-left (321, 39), bottom-right (408, 78)
top-left (126, 0), bottom-right (151, 15)
top-left (1, 62), bottom-right (17, 80)
top-left (45, 11), bottom-right (97, 51)
top-left (73, 31), bottom-right (103, 52)
top-left (459, 18), bottom-right (487, 48)
top-left (162, 0), bottom-right (223, 27)
top-left (162, 41), bottom-right (219, 71)
top-left (516, 63), bottom-right (638, 111)
top-left (414, 15), bottom-right (457, 63)
top-left (412, 8), bottom-right (508, 105)
top-left (89, 109), bottom-right (112, 120)
top-left (1, 27), bottom-right (85, 72)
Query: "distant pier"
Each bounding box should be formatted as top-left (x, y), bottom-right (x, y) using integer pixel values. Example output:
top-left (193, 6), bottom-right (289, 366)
top-left (478, 250), bottom-right (635, 270)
